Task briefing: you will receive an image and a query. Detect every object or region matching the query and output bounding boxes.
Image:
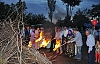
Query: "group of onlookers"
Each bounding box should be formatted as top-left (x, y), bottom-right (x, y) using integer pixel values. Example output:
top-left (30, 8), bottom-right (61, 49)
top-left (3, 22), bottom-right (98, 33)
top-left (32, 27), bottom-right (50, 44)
top-left (86, 26), bottom-right (100, 41)
top-left (21, 25), bottom-right (100, 64)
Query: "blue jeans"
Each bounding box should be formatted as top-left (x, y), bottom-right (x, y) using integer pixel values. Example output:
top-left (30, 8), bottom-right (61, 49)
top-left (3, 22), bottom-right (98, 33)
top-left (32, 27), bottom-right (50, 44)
top-left (75, 46), bottom-right (82, 59)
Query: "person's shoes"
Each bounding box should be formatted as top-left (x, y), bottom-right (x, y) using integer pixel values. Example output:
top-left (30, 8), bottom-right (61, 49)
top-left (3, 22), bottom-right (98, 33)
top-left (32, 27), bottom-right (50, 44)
top-left (73, 57), bottom-right (77, 59)
top-left (65, 52), bottom-right (67, 55)
top-left (56, 52), bottom-right (59, 54)
top-left (77, 59), bottom-right (81, 61)
top-left (95, 60), bottom-right (97, 62)
top-left (60, 52), bottom-right (63, 54)
top-left (98, 60), bottom-right (100, 63)
top-left (69, 55), bottom-right (72, 57)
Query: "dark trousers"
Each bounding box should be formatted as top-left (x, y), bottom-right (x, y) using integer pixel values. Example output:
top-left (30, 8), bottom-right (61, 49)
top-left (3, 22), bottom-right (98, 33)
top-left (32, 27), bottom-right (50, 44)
top-left (62, 36), bottom-right (67, 53)
top-left (50, 39), bottom-right (56, 51)
top-left (88, 46), bottom-right (95, 64)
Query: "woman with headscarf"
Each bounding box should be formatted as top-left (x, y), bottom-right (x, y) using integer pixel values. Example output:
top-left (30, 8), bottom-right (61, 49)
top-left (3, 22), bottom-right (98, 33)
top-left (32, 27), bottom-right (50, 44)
top-left (66, 30), bottom-right (74, 57)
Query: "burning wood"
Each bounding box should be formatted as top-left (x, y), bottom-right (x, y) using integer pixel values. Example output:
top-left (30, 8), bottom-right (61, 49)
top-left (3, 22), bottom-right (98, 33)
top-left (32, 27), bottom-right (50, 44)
top-left (28, 41), bottom-right (32, 48)
top-left (53, 39), bottom-right (60, 51)
top-left (53, 39), bottom-right (69, 52)
top-left (40, 38), bottom-right (51, 48)
top-left (35, 31), bottom-right (43, 43)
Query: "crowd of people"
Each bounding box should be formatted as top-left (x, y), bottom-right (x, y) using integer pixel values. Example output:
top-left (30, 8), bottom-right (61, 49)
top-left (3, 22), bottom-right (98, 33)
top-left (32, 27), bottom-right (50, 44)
top-left (21, 25), bottom-right (100, 64)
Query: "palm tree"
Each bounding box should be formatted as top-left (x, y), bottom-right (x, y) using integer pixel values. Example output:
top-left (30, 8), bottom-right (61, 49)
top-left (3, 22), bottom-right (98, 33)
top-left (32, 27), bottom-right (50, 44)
top-left (47, 0), bottom-right (56, 23)
top-left (61, 0), bottom-right (82, 22)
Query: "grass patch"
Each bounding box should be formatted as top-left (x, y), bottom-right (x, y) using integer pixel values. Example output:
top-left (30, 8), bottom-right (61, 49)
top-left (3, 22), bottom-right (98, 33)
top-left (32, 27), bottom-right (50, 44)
top-left (0, 54), bottom-right (7, 64)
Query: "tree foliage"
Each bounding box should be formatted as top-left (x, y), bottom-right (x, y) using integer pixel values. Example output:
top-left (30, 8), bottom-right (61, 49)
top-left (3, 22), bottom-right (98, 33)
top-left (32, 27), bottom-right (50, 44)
top-left (61, 0), bottom-right (81, 6)
top-left (70, 3), bottom-right (100, 27)
top-left (0, 0), bottom-right (47, 26)
top-left (0, 2), bottom-right (9, 20)
top-left (16, 0), bottom-right (27, 14)
top-left (73, 9), bottom-right (89, 26)
top-left (61, 0), bottom-right (82, 25)
top-left (0, 0), bottom-right (27, 21)
top-left (87, 3), bottom-right (100, 19)
top-left (24, 13), bottom-right (46, 25)
top-left (47, 0), bottom-right (56, 23)
top-left (56, 8), bottom-right (90, 27)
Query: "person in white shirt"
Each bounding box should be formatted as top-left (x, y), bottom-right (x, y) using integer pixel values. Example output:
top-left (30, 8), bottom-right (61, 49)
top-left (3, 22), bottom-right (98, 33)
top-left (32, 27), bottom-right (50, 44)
top-left (63, 26), bottom-right (68, 37)
top-left (62, 26), bottom-right (68, 53)
top-left (85, 30), bottom-right (95, 64)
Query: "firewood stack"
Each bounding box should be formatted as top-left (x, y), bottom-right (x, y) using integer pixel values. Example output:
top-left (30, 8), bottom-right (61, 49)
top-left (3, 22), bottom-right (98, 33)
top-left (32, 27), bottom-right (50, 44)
top-left (0, 20), bottom-right (52, 64)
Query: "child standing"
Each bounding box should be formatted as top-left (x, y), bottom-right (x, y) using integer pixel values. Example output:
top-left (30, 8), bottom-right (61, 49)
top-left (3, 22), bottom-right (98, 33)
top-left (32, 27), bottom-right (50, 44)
top-left (95, 40), bottom-right (100, 63)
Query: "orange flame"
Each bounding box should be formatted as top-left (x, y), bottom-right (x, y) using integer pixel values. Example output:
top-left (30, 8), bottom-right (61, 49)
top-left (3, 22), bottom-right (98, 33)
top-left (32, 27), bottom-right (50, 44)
top-left (40, 38), bottom-right (51, 48)
top-left (35, 32), bottom-right (43, 42)
top-left (28, 41), bottom-right (32, 48)
top-left (53, 39), bottom-right (60, 51)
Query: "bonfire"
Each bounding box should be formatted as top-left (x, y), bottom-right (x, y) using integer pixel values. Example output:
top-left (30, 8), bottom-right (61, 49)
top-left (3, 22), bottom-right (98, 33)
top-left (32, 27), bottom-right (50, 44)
top-left (53, 39), bottom-right (60, 51)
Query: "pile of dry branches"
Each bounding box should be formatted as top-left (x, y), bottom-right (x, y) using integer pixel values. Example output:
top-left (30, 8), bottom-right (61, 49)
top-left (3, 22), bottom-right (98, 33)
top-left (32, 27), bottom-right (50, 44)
top-left (0, 13), bottom-right (52, 64)
top-left (0, 19), bottom-right (52, 64)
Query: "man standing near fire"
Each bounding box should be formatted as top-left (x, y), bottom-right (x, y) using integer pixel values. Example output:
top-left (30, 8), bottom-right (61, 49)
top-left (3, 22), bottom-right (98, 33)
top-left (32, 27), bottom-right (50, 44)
top-left (50, 26), bottom-right (57, 52)
top-left (85, 30), bottom-right (95, 64)
top-left (54, 27), bottom-right (63, 54)
top-left (68, 28), bottom-right (83, 61)
top-left (62, 26), bottom-right (68, 53)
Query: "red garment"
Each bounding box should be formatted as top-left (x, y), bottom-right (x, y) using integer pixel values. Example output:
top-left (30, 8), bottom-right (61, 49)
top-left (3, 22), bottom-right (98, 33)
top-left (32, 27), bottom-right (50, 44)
top-left (95, 52), bottom-right (100, 61)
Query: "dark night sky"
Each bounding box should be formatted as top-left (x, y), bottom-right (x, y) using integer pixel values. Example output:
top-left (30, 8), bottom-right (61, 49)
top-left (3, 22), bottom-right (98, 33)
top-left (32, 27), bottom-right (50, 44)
top-left (0, 0), bottom-right (100, 23)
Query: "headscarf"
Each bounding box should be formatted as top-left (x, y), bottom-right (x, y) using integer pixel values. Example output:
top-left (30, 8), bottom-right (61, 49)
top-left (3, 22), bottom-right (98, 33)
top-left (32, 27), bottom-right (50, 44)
top-left (67, 30), bottom-right (73, 36)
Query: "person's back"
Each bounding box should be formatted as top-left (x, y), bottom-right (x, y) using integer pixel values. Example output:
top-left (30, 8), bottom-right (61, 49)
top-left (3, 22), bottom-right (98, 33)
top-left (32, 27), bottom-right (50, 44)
top-left (76, 31), bottom-right (83, 46)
